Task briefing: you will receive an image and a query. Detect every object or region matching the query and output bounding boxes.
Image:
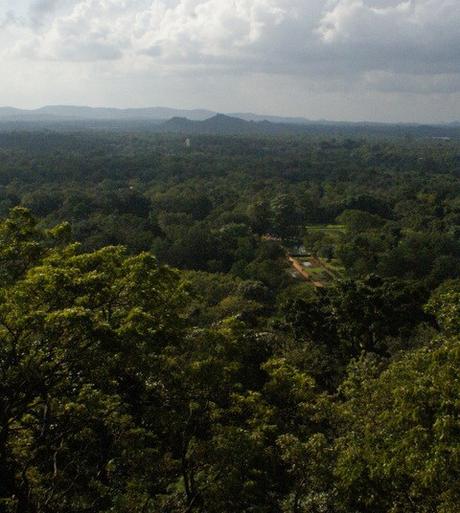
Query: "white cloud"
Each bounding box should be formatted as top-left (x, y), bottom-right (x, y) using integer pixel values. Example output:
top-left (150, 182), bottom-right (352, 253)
top-left (4, 1), bottom-right (459, 76)
top-left (12, 0), bottom-right (129, 61)
top-left (316, 0), bottom-right (460, 74)
top-left (1, 0), bottom-right (460, 120)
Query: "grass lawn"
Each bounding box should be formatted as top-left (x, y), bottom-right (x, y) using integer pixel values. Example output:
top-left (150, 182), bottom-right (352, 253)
top-left (305, 224), bottom-right (346, 234)
top-left (306, 266), bottom-right (329, 280)
top-left (321, 258), bottom-right (345, 275)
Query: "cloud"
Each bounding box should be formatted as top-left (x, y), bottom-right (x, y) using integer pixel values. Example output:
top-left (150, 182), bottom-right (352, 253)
top-left (0, 11), bottom-right (17, 29)
top-left (28, 0), bottom-right (68, 28)
top-left (2, 0), bottom-right (460, 95)
top-left (364, 71), bottom-right (460, 95)
top-left (316, 0), bottom-right (460, 74)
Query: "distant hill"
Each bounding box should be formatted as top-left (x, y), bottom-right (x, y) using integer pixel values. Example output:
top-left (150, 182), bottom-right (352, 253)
top-left (161, 114), bottom-right (274, 135)
top-left (160, 114), bottom-right (460, 138)
top-left (228, 112), bottom-right (311, 124)
top-left (0, 105), bottom-right (215, 122)
top-left (0, 105), bottom-right (459, 138)
top-left (0, 107), bottom-right (24, 116)
top-left (0, 105), bottom-right (314, 125)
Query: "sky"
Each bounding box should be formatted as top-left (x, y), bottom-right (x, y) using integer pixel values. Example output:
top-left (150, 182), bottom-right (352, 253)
top-left (1, 0), bottom-right (460, 123)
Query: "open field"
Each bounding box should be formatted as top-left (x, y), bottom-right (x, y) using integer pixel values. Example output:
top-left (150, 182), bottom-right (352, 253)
top-left (288, 254), bottom-right (344, 287)
top-left (287, 224), bottom-right (347, 286)
top-left (304, 224), bottom-right (346, 234)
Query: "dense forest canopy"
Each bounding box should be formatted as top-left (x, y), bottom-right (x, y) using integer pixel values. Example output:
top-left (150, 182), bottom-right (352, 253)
top-left (1, 129), bottom-right (460, 512)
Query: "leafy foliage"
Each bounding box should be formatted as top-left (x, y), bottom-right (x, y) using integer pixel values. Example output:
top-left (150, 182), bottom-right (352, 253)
top-left (1, 130), bottom-right (460, 512)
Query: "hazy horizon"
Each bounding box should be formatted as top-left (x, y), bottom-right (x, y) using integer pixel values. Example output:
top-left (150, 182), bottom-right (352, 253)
top-left (1, 103), bottom-right (459, 125)
top-left (1, 0), bottom-right (460, 124)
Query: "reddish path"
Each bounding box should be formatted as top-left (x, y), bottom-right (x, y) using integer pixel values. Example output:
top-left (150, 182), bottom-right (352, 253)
top-left (308, 256), bottom-right (336, 280)
top-left (288, 256), bottom-right (324, 288)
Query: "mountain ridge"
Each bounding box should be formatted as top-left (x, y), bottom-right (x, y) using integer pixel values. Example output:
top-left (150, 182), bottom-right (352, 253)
top-left (0, 105), bottom-right (315, 125)
top-left (0, 106), bottom-right (458, 135)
